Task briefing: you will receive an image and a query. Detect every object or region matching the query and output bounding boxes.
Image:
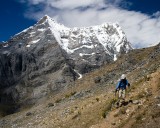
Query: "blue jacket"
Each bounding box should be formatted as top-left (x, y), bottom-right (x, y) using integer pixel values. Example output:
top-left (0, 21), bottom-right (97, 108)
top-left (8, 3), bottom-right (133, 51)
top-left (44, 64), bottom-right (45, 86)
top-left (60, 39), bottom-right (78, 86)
top-left (116, 79), bottom-right (129, 90)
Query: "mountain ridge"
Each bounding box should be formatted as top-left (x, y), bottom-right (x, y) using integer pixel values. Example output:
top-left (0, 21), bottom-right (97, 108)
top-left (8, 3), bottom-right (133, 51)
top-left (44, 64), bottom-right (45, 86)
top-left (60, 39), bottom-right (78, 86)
top-left (2, 15), bottom-right (132, 61)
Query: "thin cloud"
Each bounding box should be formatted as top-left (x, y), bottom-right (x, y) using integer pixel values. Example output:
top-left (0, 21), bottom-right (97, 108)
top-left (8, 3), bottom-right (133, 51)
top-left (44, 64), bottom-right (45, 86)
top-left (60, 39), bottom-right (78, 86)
top-left (20, 0), bottom-right (160, 48)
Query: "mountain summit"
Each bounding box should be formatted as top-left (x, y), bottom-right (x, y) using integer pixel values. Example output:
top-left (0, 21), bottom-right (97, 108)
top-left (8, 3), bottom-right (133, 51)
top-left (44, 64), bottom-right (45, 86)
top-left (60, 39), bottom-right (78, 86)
top-left (0, 15), bottom-right (132, 105)
top-left (11, 15), bottom-right (132, 61)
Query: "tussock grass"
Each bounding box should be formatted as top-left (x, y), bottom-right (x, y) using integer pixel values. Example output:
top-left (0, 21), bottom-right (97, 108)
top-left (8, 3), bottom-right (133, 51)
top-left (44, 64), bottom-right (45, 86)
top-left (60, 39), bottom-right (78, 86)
top-left (101, 98), bottom-right (117, 118)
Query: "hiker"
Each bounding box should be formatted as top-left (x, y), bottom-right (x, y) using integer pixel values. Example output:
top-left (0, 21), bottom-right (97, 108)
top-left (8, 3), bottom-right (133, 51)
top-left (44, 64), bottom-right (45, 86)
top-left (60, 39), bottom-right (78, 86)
top-left (115, 74), bottom-right (130, 101)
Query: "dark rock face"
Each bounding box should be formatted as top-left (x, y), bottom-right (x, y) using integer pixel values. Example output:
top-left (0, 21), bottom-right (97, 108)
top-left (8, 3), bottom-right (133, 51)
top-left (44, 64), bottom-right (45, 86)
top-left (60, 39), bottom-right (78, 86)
top-left (0, 31), bottom-right (77, 106)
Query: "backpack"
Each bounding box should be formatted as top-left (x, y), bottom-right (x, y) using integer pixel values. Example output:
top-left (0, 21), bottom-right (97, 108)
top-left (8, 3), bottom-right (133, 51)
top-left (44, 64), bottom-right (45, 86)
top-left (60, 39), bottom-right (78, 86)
top-left (119, 79), bottom-right (127, 89)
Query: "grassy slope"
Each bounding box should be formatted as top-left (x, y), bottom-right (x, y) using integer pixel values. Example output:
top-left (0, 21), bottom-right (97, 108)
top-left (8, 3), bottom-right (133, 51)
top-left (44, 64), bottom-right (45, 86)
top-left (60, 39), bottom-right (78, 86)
top-left (0, 44), bottom-right (160, 128)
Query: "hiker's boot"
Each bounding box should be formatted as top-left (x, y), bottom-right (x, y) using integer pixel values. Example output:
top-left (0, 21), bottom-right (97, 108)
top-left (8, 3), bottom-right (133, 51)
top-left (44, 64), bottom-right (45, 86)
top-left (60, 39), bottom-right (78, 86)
top-left (115, 102), bottom-right (119, 108)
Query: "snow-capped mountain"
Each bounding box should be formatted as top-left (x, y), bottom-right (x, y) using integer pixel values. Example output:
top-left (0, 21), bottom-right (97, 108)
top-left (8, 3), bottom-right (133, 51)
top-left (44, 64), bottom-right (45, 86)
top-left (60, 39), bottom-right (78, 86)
top-left (7, 15), bottom-right (131, 62)
top-left (0, 15), bottom-right (132, 105)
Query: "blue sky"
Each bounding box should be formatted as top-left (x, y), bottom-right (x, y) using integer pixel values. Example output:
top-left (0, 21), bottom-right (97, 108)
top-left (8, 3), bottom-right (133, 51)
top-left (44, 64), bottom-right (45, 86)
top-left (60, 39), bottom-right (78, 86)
top-left (0, 0), bottom-right (160, 48)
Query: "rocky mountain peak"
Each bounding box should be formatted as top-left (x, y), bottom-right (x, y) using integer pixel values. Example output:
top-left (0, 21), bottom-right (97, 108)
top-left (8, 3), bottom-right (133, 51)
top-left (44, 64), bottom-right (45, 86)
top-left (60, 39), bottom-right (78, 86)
top-left (4, 15), bottom-right (132, 60)
top-left (36, 15), bottom-right (61, 28)
top-left (0, 15), bottom-right (132, 107)
top-left (37, 15), bottom-right (51, 24)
